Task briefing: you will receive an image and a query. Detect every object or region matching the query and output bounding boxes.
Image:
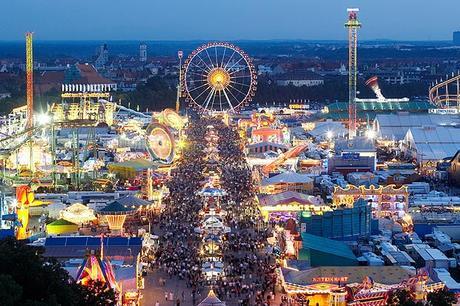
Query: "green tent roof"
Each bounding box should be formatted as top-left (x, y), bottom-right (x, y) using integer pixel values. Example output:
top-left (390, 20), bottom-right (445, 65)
top-left (321, 101), bottom-right (434, 120)
top-left (47, 218), bottom-right (77, 226)
top-left (301, 233), bottom-right (356, 260)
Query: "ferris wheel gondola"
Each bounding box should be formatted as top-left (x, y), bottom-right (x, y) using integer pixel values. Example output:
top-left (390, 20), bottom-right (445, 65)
top-left (181, 42), bottom-right (257, 113)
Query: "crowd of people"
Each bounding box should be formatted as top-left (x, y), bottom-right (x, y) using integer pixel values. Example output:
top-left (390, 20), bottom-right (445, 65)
top-left (154, 119), bottom-right (209, 303)
top-left (214, 121), bottom-right (278, 305)
top-left (153, 116), bottom-right (278, 305)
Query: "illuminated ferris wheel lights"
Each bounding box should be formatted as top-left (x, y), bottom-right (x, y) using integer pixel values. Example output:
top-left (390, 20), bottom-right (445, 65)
top-left (182, 42), bottom-right (257, 113)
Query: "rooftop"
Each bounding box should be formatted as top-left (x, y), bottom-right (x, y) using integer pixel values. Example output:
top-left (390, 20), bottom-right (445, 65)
top-left (258, 191), bottom-right (323, 207)
top-left (262, 172), bottom-right (313, 185)
top-left (301, 233), bottom-right (357, 261)
top-left (281, 266), bottom-right (417, 286)
top-left (335, 137), bottom-right (375, 153)
top-left (43, 236), bottom-right (142, 259)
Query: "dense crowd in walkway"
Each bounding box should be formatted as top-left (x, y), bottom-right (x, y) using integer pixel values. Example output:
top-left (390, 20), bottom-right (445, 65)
top-left (153, 116), bottom-right (278, 305)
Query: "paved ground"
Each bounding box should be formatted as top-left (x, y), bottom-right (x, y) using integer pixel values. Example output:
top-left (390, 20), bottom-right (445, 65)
top-left (141, 267), bottom-right (284, 306)
top-left (141, 269), bottom-right (197, 306)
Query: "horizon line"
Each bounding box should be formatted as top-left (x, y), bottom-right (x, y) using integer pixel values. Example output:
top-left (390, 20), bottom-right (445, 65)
top-left (0, 38), bottom-right (455, 43)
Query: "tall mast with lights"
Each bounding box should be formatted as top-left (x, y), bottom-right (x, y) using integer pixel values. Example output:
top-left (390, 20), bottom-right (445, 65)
top-left (345, 8), bottom-right (361, 139)
top-left (176, 50), bottom-right (183, 113)
top-left (26, 32), bottom-right (34, 129)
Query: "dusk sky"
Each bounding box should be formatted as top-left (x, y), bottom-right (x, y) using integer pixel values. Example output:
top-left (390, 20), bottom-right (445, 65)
top-left (2, 0), bottom-right (459, 41)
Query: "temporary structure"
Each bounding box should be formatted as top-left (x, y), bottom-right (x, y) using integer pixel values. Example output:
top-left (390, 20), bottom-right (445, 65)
top-left (46, 218), bottom-right (78, 235)
top-left (61, 203), bottom-right (97, 224)
top-left (97, 200), bottom-right (136, 233)
top-left (198, 290), bottom-right (225, 306)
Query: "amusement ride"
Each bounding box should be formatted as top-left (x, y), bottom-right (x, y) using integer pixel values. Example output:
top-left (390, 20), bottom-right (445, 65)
top-left (181, 42), bottom-right (257, 113)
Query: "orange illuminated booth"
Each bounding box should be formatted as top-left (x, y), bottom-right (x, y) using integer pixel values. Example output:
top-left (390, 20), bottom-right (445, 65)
top-left (252, 127), bottom-right (283, 143)
top-left (15, 185), bottom-right (34, 239)
top-left (97, 201), bottom-right (135, 235)
top-left (279, 266), bottom-right (445, 306)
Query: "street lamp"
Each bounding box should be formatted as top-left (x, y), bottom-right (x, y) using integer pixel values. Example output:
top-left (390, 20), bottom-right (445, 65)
top-left (36, 113), bottom-right (50, 126)
top-left (365, 129), bottom-right (376, 140)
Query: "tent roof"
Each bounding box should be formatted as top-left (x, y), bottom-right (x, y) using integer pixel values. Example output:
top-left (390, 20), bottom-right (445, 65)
top-left (114, 195), bottom-right (151, 207)
top-left (258, 191), bottom-right (323, 207)
top-left (281, 266), bottom-right (417, 286)
top-left (406, 126), bottom-right (460, 160)
top-left (108, 158), bottom-right (156, 171)
top-left (99, 201), bottom-right (135, 214)
top-left (198, 290), bottom-right (225, 306)
top-left (48, 218), bottom-right (77, 226)
top-left (301, 233), bottom-right (356, 261)
top-left (262, 172), bottom-right (313, 185)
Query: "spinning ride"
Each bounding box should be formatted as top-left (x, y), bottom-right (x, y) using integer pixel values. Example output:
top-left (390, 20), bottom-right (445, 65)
top-left (145, 123), bottom-right (175, 163)
top-left (160, 108), bottom-right (185, 130)
top-left (182, 42), bottom-right (257, 112)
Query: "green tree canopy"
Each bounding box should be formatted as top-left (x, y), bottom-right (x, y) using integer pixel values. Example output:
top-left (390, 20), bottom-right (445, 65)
top-left (427, 287), bottom-right (457, 306)
top-left (0, 237), bottom-right (117, 306)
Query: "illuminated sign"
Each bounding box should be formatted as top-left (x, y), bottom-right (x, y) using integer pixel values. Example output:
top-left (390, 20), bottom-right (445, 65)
top-left (429, 108), bottom-right (459, 115)
top-left (312, 277), bottom-right (349, 283)
top-left (342, 152), bottom-right (360, 160)
top-left (289, 104), bottom-right (310, 110)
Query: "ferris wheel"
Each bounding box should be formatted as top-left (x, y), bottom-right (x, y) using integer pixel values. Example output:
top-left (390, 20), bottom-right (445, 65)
top-left (182, 42), bottom-right (257, 112)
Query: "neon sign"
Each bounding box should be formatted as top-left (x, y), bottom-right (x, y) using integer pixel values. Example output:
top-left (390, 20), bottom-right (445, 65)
top-left (312, 277), bottom-right (349, 283)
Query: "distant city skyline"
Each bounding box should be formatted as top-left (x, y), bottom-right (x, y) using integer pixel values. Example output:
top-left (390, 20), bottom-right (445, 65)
top-left (2, 0), bottom-right (460, 41)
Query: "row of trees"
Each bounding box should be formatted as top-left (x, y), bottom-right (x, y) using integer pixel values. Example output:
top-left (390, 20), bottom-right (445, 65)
top-left (0, 237), bottom-right (116, 306)
top-left (0, 71), bottom-right (430, 115)
top-left (387, 287), bottom-right (456, 306)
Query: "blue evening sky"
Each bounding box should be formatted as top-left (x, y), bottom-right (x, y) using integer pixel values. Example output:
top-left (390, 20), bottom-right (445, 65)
top-left (1, 0), bottom-right (459, 41)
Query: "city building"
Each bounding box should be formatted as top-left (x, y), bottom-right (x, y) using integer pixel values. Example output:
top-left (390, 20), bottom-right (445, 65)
top-left (139, 43), bottom-right (147, 62)
top-left (453, 31), bottom-right (460, 45)
top-left (299, 198), bottom-right (371, 241)
top-left (95, 43), bottom-right (109, 68)
top-left (275, 72), bottom-right (324, 87)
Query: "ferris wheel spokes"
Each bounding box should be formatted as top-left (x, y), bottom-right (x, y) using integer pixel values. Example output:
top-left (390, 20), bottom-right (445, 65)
top-left (182, 42), bottom-right (257, 112)
top-left (221, 87), bottom-right (234, 111)
top-left (223, 50), bottom-right (237, 70)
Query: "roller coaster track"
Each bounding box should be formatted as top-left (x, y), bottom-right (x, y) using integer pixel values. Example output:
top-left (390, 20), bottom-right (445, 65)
top-left (0, 120), bottom-right (100, 157)
top-left (0, 126), bottom-right (37, 153)
top-left (429, 73), bottom-right (460, 109)
top-left (261, 144), bottom-right (308, 175)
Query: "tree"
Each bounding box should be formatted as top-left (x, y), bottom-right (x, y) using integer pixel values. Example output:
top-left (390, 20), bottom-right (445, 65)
top-left (427, 287), bottom-right (457, 306)
top-left (387, 288), bottom-right (423, 306)
top-left (0, 274), bottom-right (23, 306)
top-left (73, 280), bottom-right (117, 306)
top-left (0, 237), bottom-right (117, 306)
top-left (117, 76), bottom-right (176, 112)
